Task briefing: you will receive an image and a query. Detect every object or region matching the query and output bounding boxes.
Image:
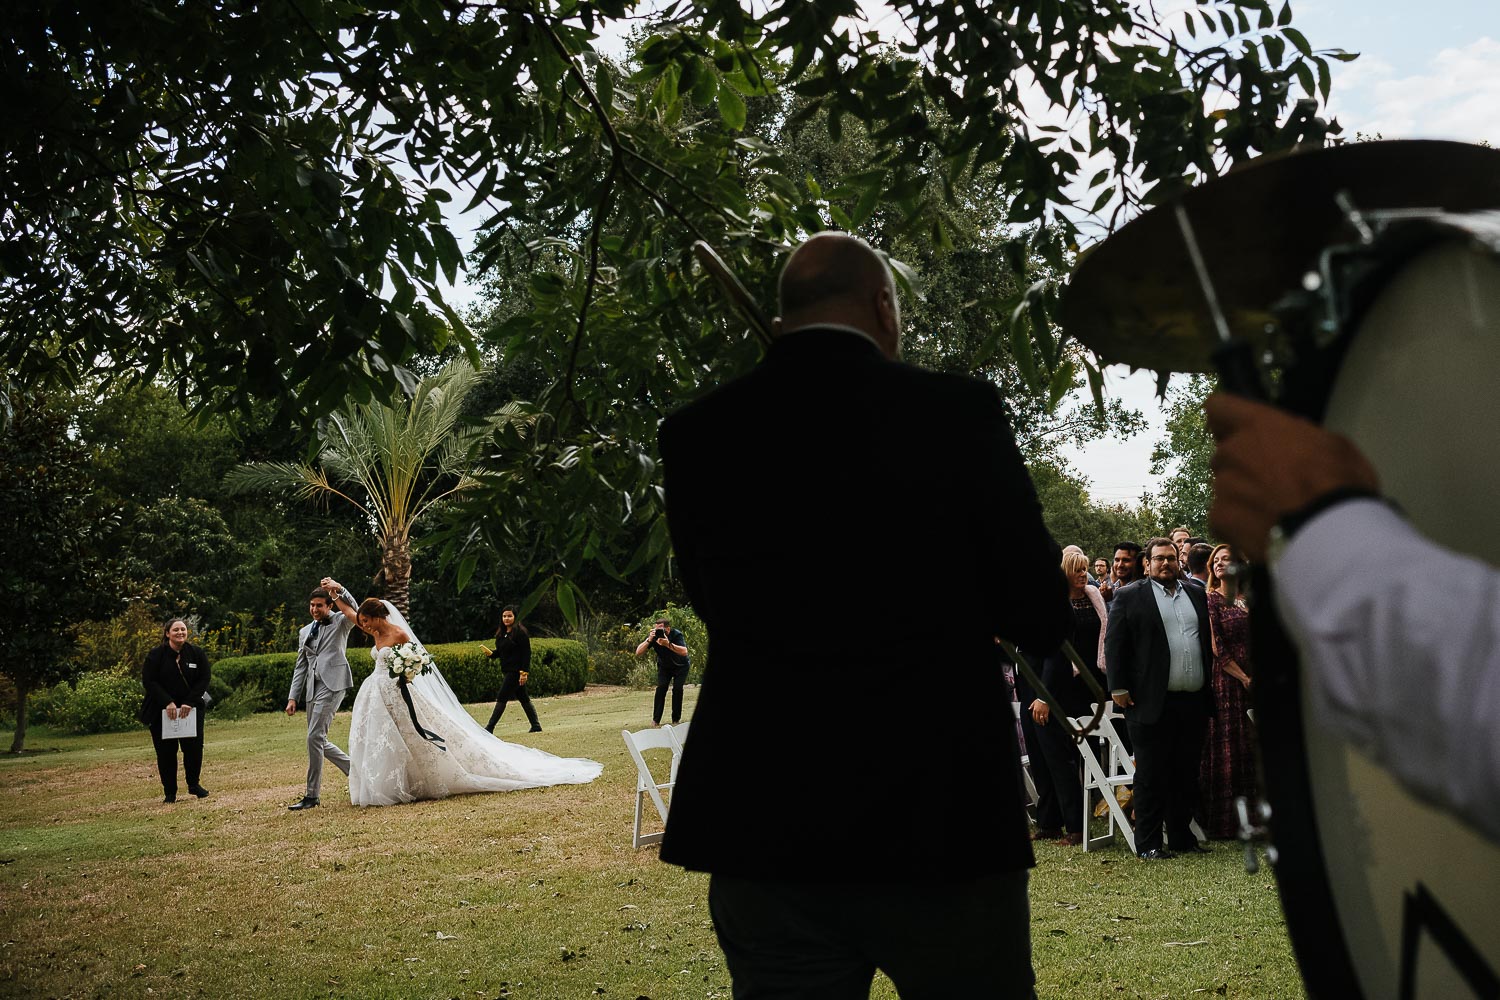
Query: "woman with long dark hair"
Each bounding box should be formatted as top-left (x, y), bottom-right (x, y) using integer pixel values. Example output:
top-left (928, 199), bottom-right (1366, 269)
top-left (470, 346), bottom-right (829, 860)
top-left (485, 606), bottom-right (542, 733)
top-left (140, 618), bottom-right (212, 803)
top-left (1199, 542), bottom-right (1257, 838)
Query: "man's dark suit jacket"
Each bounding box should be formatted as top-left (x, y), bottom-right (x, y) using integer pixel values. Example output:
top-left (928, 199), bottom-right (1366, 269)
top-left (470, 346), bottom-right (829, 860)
top-left (657, 328), bottom-right (1070, 881)
top-left (1103, 580), bottom-right (1213, 725)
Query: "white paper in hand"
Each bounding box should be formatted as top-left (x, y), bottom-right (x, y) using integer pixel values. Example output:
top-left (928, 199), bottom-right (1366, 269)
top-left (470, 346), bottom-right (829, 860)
top-left (161, 707), bottom-right (196, 739)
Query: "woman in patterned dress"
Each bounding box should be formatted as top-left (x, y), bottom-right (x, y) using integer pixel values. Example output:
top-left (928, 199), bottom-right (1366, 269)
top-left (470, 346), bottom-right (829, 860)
top-left (1199, 543), bottom-right (1257, 838)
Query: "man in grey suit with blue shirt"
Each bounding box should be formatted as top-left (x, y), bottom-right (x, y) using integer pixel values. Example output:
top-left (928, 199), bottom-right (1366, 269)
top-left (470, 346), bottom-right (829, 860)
top-left (1104, 537), bottom-right (1214, 859)
top-left (285, 584), bottom-right (358, 810)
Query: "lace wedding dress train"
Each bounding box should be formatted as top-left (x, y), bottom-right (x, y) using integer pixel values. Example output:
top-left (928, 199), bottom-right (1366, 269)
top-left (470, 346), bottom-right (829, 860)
top-left (348, 644), bottom-right (602, 807)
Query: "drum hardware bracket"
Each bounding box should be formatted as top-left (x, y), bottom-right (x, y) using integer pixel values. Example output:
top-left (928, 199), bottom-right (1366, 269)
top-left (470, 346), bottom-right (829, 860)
top-left (1235, 796), bottom-right (1275, 874)
top-left (1306, 195), bottom-right (1449, 347)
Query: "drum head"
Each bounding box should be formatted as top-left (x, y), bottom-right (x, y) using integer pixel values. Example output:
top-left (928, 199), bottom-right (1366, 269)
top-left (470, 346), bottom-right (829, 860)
top-left (1263, 240), bottom-right (1500, 999)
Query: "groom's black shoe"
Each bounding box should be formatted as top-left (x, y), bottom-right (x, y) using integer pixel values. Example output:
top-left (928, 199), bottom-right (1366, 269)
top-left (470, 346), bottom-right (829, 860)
top-left (529, 725), bottom-right (543, 733)
top-left (288, 797), bottom-right (320, 811)
top-left (188, 785), bottom-right (210, 798)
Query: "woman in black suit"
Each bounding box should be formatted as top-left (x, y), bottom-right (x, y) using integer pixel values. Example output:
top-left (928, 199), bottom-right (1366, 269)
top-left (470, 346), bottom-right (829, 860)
top-left (483, 606), bottom-right (542, 734)
top-left (141, 618), bottom-right (212, 803)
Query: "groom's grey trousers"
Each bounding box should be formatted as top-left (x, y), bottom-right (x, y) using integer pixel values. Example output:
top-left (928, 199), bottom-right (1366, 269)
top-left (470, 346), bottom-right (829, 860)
top-left (305, 678), bottom-right (351, 799)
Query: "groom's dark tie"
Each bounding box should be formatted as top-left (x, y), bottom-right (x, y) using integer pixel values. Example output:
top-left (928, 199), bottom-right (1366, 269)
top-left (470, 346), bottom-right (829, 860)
top-left (308, 620), bottom-right (322, 650)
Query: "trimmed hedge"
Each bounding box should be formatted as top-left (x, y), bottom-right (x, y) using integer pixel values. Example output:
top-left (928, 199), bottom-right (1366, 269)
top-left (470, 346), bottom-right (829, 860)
top-left (214, 638), bottom-right (588, 711)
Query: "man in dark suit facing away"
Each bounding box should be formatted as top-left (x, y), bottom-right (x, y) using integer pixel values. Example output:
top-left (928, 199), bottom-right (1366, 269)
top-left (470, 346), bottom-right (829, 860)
top-left (657, 232), bottom-right (1070, 999)
top-left (1104, 536), bottom-right (1214, 859)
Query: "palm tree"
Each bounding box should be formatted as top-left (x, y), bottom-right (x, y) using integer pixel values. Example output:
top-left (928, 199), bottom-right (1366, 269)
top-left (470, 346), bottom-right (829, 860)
top-left (226, 360), bottom-right (493, 617)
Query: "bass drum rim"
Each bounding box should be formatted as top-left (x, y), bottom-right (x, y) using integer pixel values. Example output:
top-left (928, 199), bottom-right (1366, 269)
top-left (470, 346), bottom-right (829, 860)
top-left (1249, 578), bottom-right (1364, 999)
top-left (1251, 235), bottom-right (1500, 1000)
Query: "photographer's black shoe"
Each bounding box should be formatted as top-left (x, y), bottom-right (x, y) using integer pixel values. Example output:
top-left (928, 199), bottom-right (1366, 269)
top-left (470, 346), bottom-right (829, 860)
top-left (188, 785), bottom-right (210, 798)
top-left (529, 725), bottom-right (543, 733)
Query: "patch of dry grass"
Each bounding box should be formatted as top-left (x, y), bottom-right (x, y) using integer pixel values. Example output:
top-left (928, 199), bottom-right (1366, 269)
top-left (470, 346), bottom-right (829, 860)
top-left (0, 687), bottom-right (1305, 999)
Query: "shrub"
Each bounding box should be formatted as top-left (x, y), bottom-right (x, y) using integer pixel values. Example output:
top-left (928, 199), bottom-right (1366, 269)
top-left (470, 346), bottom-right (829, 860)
top-left (572, 618), bottom-right (639, 686)
top-left (197, 605), bottom-right (300, 659)
top-left (69, 602), bottom-right (170, 675)
top-left (50, 671), bottom-right (144, 734)
top-left (627, 661), bottom-right (657, 691)
top-left (213, 681), bottom-right (268, 721)
top-left (212, 639), bottom-right (589, 710)
top-left (27, 683), bottom-right (62, 725)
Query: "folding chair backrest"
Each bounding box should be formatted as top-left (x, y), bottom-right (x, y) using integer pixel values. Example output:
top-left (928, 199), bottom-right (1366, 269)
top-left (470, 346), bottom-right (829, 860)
top-left (622, 728), bottom-right (676, 848)
top-left (664, 722), bottom-right (691, 783)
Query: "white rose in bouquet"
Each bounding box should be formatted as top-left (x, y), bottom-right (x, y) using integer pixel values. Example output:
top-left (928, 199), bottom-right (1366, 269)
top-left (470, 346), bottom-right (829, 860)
top-left (385, 641), bottom-right (434, 683)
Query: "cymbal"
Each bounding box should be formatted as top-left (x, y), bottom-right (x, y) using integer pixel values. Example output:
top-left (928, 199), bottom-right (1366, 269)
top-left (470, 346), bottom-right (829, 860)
top-left (1061, 140), bottom-right (1500, 373)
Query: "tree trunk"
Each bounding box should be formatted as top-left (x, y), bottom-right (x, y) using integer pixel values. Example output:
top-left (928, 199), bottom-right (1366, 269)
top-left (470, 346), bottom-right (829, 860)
top-left (9, 677), bottom-right (28, 753)
top-left (380, 534), bottom-right (412, 621)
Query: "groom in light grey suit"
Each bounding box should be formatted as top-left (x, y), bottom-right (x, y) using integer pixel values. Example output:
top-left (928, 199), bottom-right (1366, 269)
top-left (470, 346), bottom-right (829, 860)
top-left (284, 584), bottom-right (359, 810)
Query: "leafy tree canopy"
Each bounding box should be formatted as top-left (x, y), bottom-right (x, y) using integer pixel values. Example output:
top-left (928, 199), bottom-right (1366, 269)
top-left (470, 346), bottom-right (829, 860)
top-left (6, 0), bottom-right (1349, 617)
top-left (1149, 373), bottom-right (1217, 535)
top-left (6, 1), bottom-right (1347, 418)
top-left (0, 392), bottom-right (118, 750)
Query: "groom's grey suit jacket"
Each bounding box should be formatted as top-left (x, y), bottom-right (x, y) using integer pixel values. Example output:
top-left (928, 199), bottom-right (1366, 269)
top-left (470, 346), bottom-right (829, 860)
top-left (288, 591), bottom-right (358, 705)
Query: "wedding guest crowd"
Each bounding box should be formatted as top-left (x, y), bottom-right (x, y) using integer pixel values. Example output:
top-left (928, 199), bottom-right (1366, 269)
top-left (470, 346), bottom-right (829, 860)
top-left (1015, 530), bottom-right (1259, 857)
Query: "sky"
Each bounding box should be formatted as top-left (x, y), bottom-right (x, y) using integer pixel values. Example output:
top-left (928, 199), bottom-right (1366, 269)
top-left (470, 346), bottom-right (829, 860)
top-left (1059, 0), bottom-right (1500, 505)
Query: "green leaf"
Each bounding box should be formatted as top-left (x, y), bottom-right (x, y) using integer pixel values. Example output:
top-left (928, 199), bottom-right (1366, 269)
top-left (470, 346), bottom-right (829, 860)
top-left (595, 62), bottom-right (615, 111)
top-left (718, 86), bottom-right (747, 131)
top-left (556, 577), bottom-right (579, 628)
top-left (1279, 1), bottom-right (1294, 26)
top-left (455, 554), bottom-right (478, 593)
top-left (1284, 27), bottom-right (1312, 57)
top-left (518, 574), bottom-right (554, 619)
top-left (1085, 358), bottom-right (1105, 413)
top-left (1292, 60), bottom-right (1315, 97)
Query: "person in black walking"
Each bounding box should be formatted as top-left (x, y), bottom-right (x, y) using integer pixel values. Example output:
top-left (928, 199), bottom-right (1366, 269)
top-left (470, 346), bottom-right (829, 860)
top-left (635, 617), bottom-right (691, 727)
top-left (139, 618), bottom-right (212, 803)
top-left (484, 606), bottom-right (542, 733)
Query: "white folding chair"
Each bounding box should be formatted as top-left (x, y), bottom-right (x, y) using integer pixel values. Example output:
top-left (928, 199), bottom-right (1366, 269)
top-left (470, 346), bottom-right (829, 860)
top-left (1075, 707), bottom-right (1137, 853)
top-left (622, 727), bottom-right (676, 848)
top-left (663, 721), bottom-right (690, 784)
top-left (1012, 701), bottom-right (1040, 808)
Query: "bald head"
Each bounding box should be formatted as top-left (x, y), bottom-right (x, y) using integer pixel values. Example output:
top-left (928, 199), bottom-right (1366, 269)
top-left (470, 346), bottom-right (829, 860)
top-left (776, 232), bottom-right (901, 358)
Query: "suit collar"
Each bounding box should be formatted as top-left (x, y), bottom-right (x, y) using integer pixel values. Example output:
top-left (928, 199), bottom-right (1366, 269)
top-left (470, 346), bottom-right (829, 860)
top-left (768, 326), bottom-right (886, 362)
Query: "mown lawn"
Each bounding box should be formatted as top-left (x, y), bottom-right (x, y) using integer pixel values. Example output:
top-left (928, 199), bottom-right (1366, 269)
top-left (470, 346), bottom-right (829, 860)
top-left (0, 686), bottom-right (1305, 999)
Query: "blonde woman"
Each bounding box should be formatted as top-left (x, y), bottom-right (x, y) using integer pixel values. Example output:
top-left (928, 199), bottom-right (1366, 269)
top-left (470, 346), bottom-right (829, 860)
top-left (1019, 549), bottom-right (1107, 846)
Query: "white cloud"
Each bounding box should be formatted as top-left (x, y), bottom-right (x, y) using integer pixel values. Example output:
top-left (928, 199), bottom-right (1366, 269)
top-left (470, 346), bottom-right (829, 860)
top-left (1328, 37), bottom-right (1500, 144)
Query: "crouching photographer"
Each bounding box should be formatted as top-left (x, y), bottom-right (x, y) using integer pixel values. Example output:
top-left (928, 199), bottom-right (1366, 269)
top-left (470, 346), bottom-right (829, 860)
top-left (635, 617), bottom-right (691, 727)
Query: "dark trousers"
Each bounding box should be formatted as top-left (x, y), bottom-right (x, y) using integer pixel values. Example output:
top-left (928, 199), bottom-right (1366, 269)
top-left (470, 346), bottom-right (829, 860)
top-left (1021, 710), bottom-right (1084, 835)
top-left (708, 870), bottom-right (1038, 1000)
top-left (653, 662), bottom-right (689, 724)
top-left (1127, 692), bottom-right (1209, 853)
top-left (150, 731), bottom-right (203, 797)
top-left (486, 672), bottom-right (539, 730)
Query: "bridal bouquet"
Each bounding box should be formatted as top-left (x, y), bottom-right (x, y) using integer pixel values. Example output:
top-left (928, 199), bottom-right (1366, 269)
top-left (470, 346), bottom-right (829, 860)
top-left (385, 641), bottom-right (434, 683)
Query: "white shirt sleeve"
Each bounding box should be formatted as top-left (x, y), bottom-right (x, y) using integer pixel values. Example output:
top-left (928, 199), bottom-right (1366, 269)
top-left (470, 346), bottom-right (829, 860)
top-left (1272, 498), bottom-right (1500, 843)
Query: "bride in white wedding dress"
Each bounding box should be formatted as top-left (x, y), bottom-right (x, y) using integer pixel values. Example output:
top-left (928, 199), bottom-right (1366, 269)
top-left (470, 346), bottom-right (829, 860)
top-left (323, 582), bottom-right (602, 807)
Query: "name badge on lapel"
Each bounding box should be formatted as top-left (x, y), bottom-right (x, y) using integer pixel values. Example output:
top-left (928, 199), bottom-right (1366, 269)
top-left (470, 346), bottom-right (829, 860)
top-left (188, 663), bottom-right (199, 670)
